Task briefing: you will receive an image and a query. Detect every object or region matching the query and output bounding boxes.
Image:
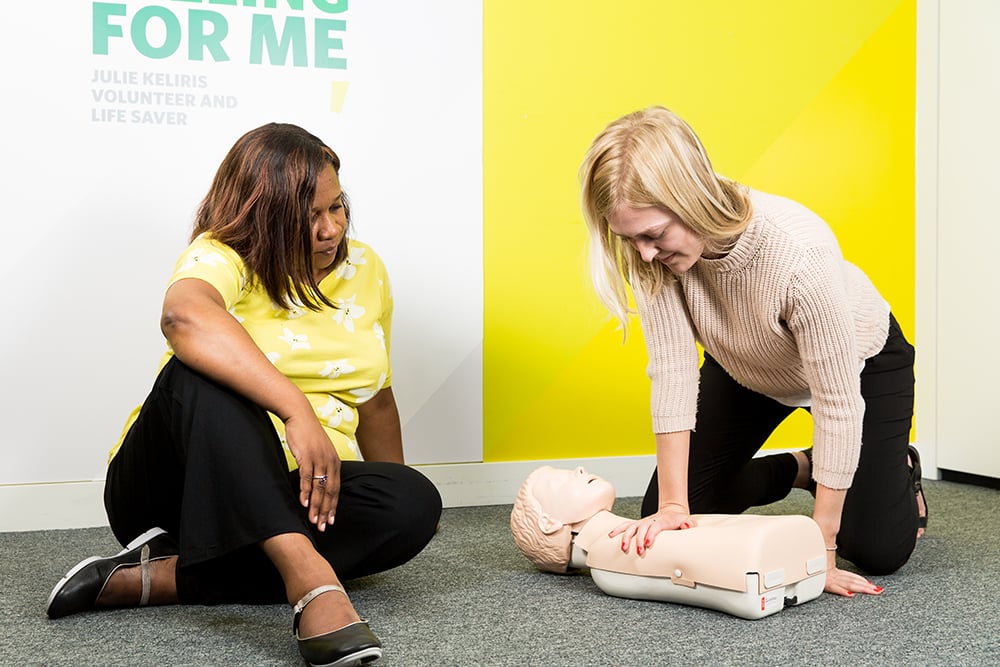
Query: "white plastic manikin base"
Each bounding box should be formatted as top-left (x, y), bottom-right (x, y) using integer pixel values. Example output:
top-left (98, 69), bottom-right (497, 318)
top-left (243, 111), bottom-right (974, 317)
top-left (591, 569), bottom-right (826, 620)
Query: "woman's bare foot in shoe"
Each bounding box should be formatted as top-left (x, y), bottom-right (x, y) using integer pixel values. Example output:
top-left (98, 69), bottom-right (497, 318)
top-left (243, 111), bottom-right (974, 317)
top-left (916, 494), bottom-right (927, 539)
top-left (296, 585), bottom-right (362, 639)
top-left (911, 456), bottom-right (927, 539)
top-left (261, 532), bottom-right (363, 638)
top-left (908, 449), bottom-right (928, 539)
top-left (792, 450), bottom-right (812, 490)
top-left (96, 556), bottom-right (179, 607)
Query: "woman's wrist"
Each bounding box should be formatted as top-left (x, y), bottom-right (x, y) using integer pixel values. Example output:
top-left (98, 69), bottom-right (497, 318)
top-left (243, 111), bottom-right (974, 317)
top-left (657, 501), bottom-right (689, 513)
top-left (277, 391), bottom-right (317, 424)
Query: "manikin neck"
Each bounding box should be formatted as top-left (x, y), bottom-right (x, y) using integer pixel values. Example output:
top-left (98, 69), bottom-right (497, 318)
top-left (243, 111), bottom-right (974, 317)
top-left (568, 510), bottom-right (621, 569)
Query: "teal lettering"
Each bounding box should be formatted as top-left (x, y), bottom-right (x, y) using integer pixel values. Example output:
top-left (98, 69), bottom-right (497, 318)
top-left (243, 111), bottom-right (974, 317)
top-left (212, 1), bottom-right (305, 8)
top-left (313, 0), bottom-right (347, 13)
top-left (169, 0), bottom-right (344, 11)
top-left (314, 18), bottom-right (346, 69)
top-left (132, 6), bottom-right (183, 59)
top-left (249, 15), bottom-right (308, 67)
top-left (189, 10), bottom-right (230, 61)
top-left (93, 3), bottom-right (126, 55)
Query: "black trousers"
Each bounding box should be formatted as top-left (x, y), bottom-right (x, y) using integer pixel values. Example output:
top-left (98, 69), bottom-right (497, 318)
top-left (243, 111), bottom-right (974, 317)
top-left (641, 313), bottom-right (917, 575)
top-left (105, 357), bottom-right (442, 604)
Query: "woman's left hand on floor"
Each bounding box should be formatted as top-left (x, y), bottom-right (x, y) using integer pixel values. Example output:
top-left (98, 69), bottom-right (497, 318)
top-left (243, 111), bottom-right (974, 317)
top-left (824, 561), bottom-right (884, 597)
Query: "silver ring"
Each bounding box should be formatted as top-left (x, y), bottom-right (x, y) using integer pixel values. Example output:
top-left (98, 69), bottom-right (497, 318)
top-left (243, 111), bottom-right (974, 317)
top-left (313, 475), bottom-right (328, 486)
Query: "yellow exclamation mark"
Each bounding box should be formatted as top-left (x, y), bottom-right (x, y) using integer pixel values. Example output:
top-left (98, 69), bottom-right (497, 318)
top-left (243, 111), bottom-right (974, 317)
top-left (330, 81), bottom-right (350, 113)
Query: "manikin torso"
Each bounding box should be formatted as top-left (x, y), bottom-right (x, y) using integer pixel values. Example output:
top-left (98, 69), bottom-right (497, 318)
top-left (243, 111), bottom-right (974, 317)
top-left (566, 510), bottom-right (827, 617)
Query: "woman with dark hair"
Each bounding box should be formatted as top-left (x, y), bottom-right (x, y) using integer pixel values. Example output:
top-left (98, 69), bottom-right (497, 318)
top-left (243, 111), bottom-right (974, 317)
top-left (46, 123), bottom-right (441, 667)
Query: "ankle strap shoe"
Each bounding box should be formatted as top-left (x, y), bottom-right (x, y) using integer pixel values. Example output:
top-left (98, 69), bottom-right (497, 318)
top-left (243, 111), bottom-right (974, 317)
top-left (46, 527), bottom-right (178, 619)
top-left (293, 585), bottom-right (382, 667)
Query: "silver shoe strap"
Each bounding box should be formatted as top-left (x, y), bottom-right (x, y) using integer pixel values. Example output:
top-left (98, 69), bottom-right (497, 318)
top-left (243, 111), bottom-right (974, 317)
top-left (293, 584), bottom-right (347, 616)
top-left (138, 544), bottom-right (151, 606)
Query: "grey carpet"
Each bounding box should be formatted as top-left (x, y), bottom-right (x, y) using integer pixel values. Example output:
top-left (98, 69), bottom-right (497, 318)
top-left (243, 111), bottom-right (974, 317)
top-left (2, 479), bottom-right (998, 666)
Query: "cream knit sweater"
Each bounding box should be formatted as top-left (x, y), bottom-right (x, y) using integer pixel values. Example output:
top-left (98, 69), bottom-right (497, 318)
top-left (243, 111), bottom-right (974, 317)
top-left (636, 190), bottom-right (890, 490)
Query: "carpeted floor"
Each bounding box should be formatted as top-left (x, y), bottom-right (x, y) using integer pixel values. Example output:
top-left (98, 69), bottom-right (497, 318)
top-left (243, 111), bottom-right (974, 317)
top-left (2, 478), bottom-right (998, 666)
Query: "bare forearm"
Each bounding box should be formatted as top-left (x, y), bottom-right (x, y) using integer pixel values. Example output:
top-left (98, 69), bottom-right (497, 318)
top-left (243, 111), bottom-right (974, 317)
top-left (355, 387), bottom-right (404, 463)
top-left (812, 484), bottom-right (847, 549)
top-left (161, 280), bottom-right (313, 423)
top-left (654, 430), bottom-right (691, 512)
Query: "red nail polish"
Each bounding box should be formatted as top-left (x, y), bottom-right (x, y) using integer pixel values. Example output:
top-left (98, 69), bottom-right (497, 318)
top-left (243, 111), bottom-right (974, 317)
top-left (846, 591), bottom-right (855, 597)
top-left (644, 539), bottom-right (650, 547)
top-left (873, 586), bottom-right (884, 593)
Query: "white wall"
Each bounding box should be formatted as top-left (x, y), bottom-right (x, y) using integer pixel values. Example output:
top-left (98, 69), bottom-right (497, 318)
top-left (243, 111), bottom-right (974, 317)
top-left (0, 1), bottom-right (483, 502)
top-left (915, 0), bottom-right (1000, 480)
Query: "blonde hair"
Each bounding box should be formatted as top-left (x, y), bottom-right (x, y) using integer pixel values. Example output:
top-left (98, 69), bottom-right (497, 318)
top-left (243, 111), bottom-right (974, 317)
top-left (579, 106), bottom-right (752, 328)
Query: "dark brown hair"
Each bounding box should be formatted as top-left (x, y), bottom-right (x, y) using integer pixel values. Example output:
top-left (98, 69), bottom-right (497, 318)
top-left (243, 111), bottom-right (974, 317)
top-left (192, 122), bottom-right (351, 310)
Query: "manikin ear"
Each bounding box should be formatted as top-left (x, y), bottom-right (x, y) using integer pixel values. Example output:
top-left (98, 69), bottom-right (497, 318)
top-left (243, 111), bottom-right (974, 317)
top-left (537, 512), bottom-right (564, 535)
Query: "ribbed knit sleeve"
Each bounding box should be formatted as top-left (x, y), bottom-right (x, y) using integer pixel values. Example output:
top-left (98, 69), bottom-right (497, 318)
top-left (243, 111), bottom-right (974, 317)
top-left (635, 280), bottom-right (700, 434)
top-left (785, 246), bottom-right (867, 489)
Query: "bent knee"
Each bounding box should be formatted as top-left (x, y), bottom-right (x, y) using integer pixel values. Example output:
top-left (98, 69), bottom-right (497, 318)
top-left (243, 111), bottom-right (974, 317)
top-left (842, 538), bottom-right (916, 576)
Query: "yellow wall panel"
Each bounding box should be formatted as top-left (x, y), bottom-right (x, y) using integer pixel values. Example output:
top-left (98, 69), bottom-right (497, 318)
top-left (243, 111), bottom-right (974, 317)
top-left (484, 0), bottom-right (915, 462)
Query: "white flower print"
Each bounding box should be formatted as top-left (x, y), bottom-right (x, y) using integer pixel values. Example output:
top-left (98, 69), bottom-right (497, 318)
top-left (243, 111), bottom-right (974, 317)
top-left (317, 396), bottom-right (355, 428)
top-left (178, 250), bottom-right (227, 272)
top-left (278, 327), bottom-right (310, 351)
top-left (272, 298), bottom-right (306, 320)
top-left (349, 372), bottom-right (387, 404)
top-left (320, 359), bottom-right (355, 379)
top-left (347, 437), bottom-right (361, 458)
top-left (228, 307), bottom-right (245, 324)
top-left (349, 387), bottom-right (375, 402)
top-left (331, 295), bottom-right (366, 333)
top-left (335, 246), bottom-right (367, 280)
top-left (265, 352), bottom-right (281, 365)
top-left (373, 321), bottom-right (385, 348)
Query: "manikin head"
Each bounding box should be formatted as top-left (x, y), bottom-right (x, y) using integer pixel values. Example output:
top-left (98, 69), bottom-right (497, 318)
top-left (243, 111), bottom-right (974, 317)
top-left (510, 466), bottom-right (615, 573)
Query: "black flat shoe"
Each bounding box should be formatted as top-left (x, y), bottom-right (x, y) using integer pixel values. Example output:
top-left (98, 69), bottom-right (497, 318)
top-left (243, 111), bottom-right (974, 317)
top-left (802, 447), bottom-right (817, 496)
top-left (909, 445), bottom-right (929, 532)
top-left (293, 585), bottom-right (382, 667)
top-left (46, 527), bottom-right (178, 619)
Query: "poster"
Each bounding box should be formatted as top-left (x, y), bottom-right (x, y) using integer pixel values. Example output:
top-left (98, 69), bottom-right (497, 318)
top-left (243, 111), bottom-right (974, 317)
top-left (1, 0), bottom-right (483, 483)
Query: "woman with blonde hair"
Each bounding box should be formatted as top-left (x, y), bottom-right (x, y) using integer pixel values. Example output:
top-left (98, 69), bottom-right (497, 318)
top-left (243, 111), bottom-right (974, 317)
top-left (580, 106), bottom-right (925, 597)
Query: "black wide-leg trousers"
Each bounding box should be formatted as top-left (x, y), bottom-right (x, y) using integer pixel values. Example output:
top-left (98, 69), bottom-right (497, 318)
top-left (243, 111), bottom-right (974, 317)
top-left (641, 313), bottom-right (917, 575)
top-left (105, 357), bottom-right (442, 604)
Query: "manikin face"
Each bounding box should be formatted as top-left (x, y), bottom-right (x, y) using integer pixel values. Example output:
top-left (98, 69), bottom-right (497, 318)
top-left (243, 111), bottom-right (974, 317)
top-left (608, 205), bottom-right (706, 275)
top-left (310, 164), bottom-right (347, 283)
top-left (531, 466), bottom-right (615, 525)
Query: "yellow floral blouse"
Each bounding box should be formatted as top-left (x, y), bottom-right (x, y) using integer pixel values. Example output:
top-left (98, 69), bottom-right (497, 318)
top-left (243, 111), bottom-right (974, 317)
top-left (110, 234), bottom-right (393, 469)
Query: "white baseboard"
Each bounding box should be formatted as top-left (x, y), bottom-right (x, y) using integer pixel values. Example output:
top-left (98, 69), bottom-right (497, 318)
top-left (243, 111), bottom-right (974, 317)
top-left (6, 448), bottom-right (930, 534)
top-left (418, 455), bottom-right (657, 508)
top-left (0, 456), bottom-right (657, 533)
